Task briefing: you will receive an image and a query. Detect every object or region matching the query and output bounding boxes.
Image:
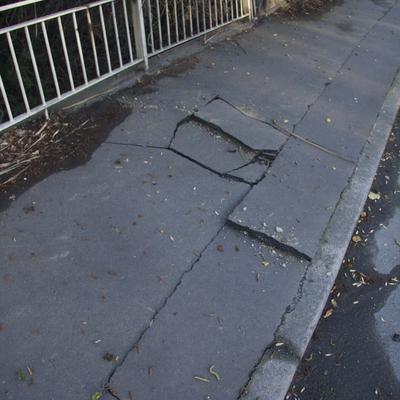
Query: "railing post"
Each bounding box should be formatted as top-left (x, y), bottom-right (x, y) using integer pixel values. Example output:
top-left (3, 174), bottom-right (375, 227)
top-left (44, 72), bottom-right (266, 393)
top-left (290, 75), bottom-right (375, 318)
top-left (243, 0), bottom-right (253, 20)
top-left (131, 0), bottom-right (149, 70)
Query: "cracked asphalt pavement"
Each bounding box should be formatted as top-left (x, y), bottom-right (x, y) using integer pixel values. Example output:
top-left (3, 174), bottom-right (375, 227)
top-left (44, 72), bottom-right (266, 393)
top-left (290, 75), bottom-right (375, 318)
top-left (287, 115), bottom-right (400, 400)
top-left (1, 0), bottom-right (400, 399)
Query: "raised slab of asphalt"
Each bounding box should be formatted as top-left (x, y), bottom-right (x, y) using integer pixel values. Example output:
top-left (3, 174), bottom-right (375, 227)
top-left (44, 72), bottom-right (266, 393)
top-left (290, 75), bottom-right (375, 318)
top-left (1, 0), bottom-right (400, 399)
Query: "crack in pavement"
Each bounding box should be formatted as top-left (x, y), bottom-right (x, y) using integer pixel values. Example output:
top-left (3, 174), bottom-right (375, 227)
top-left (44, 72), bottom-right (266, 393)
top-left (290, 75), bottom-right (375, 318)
top-left (104, 139), bottom-right (257, 184)
top-left (193, 101), bottom-right (285, 157)
top-left (189, 115), bottom-right (271, 159)
top-left (236, 308), bottom-right (306, 399)
top-left (231, 155), bottom-right (360, 398)
top-left (236, 65), bottom-right (400, 396)
top-left (168, 115), bottom-right (193, 148)
top-left (227, 219), bottom-right (312, 262)
top-left (104, 141), bottom-right (167, 150)
top-left (169, 147), bottom-right (255, 185)
top-left (224, 158), bottom-right (266, 174)
top-left (101, 31), bottom-right (388, 392)
top-left (293, 0), bottom-right (397, 131)
top-left (235, 260), bottom-right (313, 399)
top-left (104, 225), bottom-right (226, 395)
top-left (104, 181), bottom-right (254, 397)
top-left (214, 96), bottom-right (355, 164)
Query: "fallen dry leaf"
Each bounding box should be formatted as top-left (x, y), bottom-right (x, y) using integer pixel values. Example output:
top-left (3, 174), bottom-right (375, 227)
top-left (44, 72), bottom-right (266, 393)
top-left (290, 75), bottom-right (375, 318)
top-left (368, 191), bottom-right (381, 201)
top-left (352, 235), bottom-right (362, 243)
top-left (209, 365), bottom-right (221, 381)
top-left (194, 376), bottom-right (210, 383)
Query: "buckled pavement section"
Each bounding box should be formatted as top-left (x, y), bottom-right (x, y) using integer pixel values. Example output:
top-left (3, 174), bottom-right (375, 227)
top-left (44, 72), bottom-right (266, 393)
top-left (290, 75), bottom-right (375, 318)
top-left (103, 1), bottom-right (400, 399)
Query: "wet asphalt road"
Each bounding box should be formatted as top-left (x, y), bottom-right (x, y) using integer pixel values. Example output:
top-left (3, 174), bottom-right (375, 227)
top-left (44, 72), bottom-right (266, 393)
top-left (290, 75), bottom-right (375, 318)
top-left (287, 115), bottom-right (400, 400)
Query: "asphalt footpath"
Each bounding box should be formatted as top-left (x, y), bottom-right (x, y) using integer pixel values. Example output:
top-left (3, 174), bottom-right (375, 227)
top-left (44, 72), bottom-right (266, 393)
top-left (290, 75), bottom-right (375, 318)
top-left (1, 1), bottom-right (400, 399)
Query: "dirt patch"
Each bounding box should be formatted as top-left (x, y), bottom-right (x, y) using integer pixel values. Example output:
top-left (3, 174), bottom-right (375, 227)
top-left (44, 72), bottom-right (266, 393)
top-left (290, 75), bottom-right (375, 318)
top-left (278, 0), bottom-right (343, 17)
top-left (0, 55), bottom-right (200, 210)
top-left (0, 99), bottom-right (130, 210)
top-left (135, 56), bottom-right (200, 89)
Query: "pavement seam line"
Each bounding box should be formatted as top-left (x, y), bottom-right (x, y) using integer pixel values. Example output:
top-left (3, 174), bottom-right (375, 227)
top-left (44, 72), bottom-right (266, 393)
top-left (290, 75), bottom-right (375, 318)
top-left (292, 0), bottom-right (397, 130)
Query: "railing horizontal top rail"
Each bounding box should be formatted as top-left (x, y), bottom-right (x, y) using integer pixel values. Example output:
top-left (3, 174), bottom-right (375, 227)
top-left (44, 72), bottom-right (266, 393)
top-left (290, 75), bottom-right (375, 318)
top-left (0, 0), bottom-right (113, 35)
top-left (0, 0), bottom-right (45, 14)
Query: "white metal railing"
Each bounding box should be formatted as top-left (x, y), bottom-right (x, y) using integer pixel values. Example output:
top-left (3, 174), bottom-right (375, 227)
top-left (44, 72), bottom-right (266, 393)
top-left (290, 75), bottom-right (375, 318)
top-left (0, 0), bottom-right (252, 132)
top-left (144, 0), bottom-right (252, 56)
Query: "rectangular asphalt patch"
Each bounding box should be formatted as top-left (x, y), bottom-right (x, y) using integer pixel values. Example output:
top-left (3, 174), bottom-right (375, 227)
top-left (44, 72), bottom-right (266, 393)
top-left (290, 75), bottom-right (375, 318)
top-left (228, 138), bottom-right (355, 259)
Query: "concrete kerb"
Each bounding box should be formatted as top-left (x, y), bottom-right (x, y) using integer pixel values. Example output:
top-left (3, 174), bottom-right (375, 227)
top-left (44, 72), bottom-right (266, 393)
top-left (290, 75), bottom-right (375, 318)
top-left (239, 69), bottom-right (400, 400)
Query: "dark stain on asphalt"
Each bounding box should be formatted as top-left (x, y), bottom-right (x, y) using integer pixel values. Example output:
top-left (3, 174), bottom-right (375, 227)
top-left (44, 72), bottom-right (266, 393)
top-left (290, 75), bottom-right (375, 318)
top-left (0, 56), bottom-right (200, 213)
top-left (335, 21), bottom-right (354, 32)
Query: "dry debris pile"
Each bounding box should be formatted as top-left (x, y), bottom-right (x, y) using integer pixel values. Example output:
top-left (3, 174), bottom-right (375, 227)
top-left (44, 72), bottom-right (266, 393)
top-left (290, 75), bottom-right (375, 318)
top-left (0, 115), bottom-right (95, 192)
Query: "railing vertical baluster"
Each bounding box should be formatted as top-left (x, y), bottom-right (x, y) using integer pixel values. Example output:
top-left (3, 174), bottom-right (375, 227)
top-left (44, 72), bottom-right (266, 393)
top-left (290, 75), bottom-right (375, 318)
top-left (165, 0), bottom-right (171, 46)
top-left (58, 16), bottom-right (75, 90)
top-left (6, 32), bottom-right (30, 112)
top-left (131, 0), bottom-right (149, 69)
top-left (203, 0), bottom-right (207, 30)
top-left (0, 74), bottom-right (13, 122)
top-left (195, 0), bottom-right (200, 34)
top-left (181, 0), bottom-right (186, 39)
top-left (173, 0), bottom-right (179, 42)
top-left (208, 0), bottom-right (212, 28)
top-left (219, 0), bottom-right (223, 24)
top-left (99, 4), bottom-right (112, 72)
top-left (189, 0), bottom-right (193, 36)
top-left (72, 12), bottom-right (88, 84)
top-left (86, 9), bottom-right (100, 77)
top-left (24, 26), bottom-right (46, 111)
top-left (240, 0), bottom-right (243, 17)
top-left (41, 21), bottom-right (61, 97)
top-left (155, 0), bottom-right (163, 48)
top-left (214, 0), bottom-right (218, 27)
top-left (224, 0), bottom-right (228, 21)
top-left (111, 1), bottom-right (123, 67)
top-left (248, 0), bottom-right (253, 19)
top-left (145, 0), bottom-right (155, 54)
top-left (122, 0), bottom-right (133, 62)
